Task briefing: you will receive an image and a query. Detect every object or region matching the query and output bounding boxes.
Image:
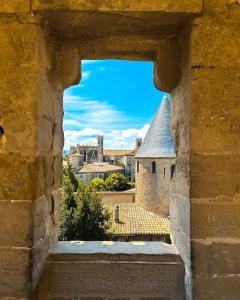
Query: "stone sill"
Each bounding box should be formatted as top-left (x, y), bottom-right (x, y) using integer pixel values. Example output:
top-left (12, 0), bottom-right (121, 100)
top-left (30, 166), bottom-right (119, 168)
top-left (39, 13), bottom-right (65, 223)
top-left (49, 241), bottom-right (181, 262)
top-left (38, 241), bottom-right (185, 299)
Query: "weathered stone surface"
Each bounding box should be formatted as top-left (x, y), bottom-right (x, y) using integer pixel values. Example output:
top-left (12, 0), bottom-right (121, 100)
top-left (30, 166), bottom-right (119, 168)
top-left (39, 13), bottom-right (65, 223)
top-left (0, 0), bottom-right (30, 13)
top-left (154, 41), bottom-right (180, 92)
top-left (192, 275), bottom-right (240, 300)
top-left (56, 48), bottom-right (81, 90)
top-left (0, 200), bottom-right (32, 247)
top-left (36, 242), bottom-right (185, 300)
top-left (0, 248), bottom-right (31, 298)
top-left (192, 239), bottom-right (240, 275)
top-left (191, 201), bottom-right (240, 238)
top-left (0, 155), bottom-right (45, 200)
top-left (32, 0), bottom-right (202, 13)
top-left (190, 155), bottom-right (240, 198)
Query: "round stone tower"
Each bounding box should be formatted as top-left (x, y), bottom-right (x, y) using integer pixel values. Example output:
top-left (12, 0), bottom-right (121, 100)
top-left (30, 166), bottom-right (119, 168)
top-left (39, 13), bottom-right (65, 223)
top-left (135, 95), bottom-right (176, 216)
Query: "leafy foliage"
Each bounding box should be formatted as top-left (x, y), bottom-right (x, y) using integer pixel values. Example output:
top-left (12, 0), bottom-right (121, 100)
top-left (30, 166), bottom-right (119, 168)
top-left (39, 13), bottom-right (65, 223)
top-left (59, 178), bottom-right (111, 241)
top-left (90, 178), bottom-right (107, 191)
top-left (105, 173), bottom-right (129, 191)
top-left (63, 161), bottom-right (79, 192)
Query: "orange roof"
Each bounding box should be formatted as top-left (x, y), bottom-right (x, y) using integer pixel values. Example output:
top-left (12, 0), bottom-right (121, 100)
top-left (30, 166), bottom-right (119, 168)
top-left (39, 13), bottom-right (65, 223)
top-left (78, 164), bottom-right (124, 174)
top-left (103, 149), bottom-right (135, 156)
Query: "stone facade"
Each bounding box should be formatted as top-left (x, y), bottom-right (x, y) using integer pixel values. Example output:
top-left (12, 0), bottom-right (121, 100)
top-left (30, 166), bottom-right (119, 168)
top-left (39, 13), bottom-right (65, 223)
top-left (0, 1), bottom-right (239, 300)
top-left (136, 158), bottom-right (175, 216)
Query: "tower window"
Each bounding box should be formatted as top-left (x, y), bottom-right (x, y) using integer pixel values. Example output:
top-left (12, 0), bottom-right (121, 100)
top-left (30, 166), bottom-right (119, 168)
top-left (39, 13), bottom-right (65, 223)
top-left (171, 164), bottom-right (176, 179)
top-left (137, 161), bottom-right (140, 173)
top-left (152, 161), bottom-right (156, 174)
top-left (164, 167), bottom-right (166, 178)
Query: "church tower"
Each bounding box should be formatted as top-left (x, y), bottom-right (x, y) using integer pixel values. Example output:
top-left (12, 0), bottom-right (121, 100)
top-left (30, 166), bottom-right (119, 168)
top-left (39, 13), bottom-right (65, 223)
top-left (97, 135), bottom-right (104, 162)
top-left (135, 94), bottom-right (176, 216)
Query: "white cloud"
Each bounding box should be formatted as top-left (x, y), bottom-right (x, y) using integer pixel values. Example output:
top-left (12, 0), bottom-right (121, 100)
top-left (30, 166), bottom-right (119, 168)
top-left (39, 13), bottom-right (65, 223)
top-left (63, 95), bottom-right (150, 151)
top-left (81, 60), bottom-right (105, 65)
top-left (64, 124), bottom-right (149, 150)
top-left (81, 70), bottom-right (91, 82)
top-left (63, 96), bottom-right (129, 130)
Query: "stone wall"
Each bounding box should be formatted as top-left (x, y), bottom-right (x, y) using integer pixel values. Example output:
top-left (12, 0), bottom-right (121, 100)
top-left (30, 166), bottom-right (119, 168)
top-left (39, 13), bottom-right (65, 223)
top-left (170, 1), bottom-right (240, 299)
top-left (0, 16), bottom-right (59, 299)
top-left (136, 158), bottom-right (175, 216)
top-left (98, 191), bottom-right (135, 205)
top-left (0, 1), bottom-right (239, 299)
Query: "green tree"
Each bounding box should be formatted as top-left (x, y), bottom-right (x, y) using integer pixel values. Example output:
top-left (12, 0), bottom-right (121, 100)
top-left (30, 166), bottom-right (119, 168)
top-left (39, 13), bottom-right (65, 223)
top-left (59, 179), bottom-right (111, 241)
top-left (63, 161), bottom-right (79, 192)
top-left (91, 178), bottom-right (106, 191)
top-left (105, 173), bottom-right (128, 191)
top-left (59, 176), bottom-right (77, 241)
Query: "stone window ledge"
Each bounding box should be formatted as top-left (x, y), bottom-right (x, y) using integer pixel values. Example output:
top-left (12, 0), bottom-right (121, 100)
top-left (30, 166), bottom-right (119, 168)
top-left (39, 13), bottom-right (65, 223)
top-left (38, 242), bottom-right (185, 299)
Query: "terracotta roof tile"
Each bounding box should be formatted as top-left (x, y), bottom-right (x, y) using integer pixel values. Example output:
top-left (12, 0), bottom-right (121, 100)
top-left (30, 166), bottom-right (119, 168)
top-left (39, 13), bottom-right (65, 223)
top-left (105, 203), bottom-right (170, 236)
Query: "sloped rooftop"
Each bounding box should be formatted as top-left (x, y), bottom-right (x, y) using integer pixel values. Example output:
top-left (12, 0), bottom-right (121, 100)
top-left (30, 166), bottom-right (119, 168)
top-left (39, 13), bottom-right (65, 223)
top-left (78, 164), bottom-right (124, 174)
top-left (136, 95), bottom-right (175, 158)
top-left (106, 203), bottom-right (170, 236)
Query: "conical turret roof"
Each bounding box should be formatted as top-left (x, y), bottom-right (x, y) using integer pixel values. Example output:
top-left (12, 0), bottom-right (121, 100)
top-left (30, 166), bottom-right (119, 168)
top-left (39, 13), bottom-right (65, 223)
top-left (136, 95), bottom-right (175, 158)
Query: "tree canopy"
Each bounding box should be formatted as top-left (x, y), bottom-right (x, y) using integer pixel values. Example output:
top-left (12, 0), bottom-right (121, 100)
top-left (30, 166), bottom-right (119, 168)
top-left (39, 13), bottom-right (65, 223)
top-left (105, 173), bottom-right (129, 191)
top-left (90, 178), bottom-right (106, 191)
top-left (59, 177), bottom-right (111, 241)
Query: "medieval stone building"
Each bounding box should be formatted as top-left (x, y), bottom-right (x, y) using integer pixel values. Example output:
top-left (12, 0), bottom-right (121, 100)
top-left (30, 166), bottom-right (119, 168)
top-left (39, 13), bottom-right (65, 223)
top-left (135, 95), bottom-right (176, 216)
top-left (1, 1), bottom-right (239, 300)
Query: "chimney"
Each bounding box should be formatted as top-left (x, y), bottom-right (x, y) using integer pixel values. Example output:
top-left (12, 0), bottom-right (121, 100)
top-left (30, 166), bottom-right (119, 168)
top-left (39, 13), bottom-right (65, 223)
top-left (135, 138), bottom-right (142, 151)
top-left (114, 206), bottom-right (120, 223)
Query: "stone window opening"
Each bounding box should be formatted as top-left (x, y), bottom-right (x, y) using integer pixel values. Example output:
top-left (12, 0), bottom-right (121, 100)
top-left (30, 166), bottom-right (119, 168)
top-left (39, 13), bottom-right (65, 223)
top-left (164, 167), bottom-right (166, 178)
top-left (152, 161), bottom-right (156, 174)
top-left (171, 164), bottom-right (175, 179)
top-left (62, 59), bottom-right (171, 244)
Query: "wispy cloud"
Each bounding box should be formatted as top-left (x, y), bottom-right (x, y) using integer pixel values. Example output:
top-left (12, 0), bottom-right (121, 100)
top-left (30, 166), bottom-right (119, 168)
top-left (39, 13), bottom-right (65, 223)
top-left (63, 96), bottom-right (132, 131)
top-left (81, 70), bottom-right (91, 82)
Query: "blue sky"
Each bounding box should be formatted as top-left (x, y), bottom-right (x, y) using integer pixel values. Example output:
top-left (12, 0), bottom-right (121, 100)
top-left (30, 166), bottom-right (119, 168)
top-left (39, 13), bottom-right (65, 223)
top-left (64, 60), bottom-right (166, 150)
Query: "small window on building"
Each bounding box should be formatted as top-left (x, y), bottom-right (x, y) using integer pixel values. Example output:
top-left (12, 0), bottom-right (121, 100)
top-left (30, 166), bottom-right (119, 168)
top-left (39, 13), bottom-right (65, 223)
top-left (152, 161), bottom-right (156, 174)
top-left (137, 161), bottom-right (140, 173)
top-left (171, 164), bottom-right (176, 179)
top-left (164, 167), bottom-right (166, 178)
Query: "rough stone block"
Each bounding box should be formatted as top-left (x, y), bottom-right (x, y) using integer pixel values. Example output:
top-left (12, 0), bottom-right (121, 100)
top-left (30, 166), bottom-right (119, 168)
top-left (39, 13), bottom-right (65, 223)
top-left (31, 236), bottom-right (49, 289)
top-left (32, 0), bottom-right (202, 13)
top-left (192, 275), bottom-right (240, 300)
top-left (39, 253), bottom-right (184, 300)
top-left (0, 155), bottom-right (45, 200)
top-left (191, 201), bottom-right (240, 238)
top-left (192, 239), bottom-right (240, 275)
top-left (190, 69), bottom-right (240, 154)
top-left (0, 112), bottom-right (38, 156)
top-left (190, 155), bottom-right (240, 198)
top-left (0, 248), bottom-right (31, 298)
top-left (0, 0), bottom-right (30, 13)
top-left (33, 196), bottom-right (49, 244)
top-left (191, 16), bottom-right (240, 68)
top-left (0, 200), bottom-right (32, 247)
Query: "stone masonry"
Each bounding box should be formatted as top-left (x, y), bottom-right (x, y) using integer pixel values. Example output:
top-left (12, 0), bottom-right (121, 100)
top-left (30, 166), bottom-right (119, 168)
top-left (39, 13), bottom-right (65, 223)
top-left (0, 1), bottom-right (239, 300)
